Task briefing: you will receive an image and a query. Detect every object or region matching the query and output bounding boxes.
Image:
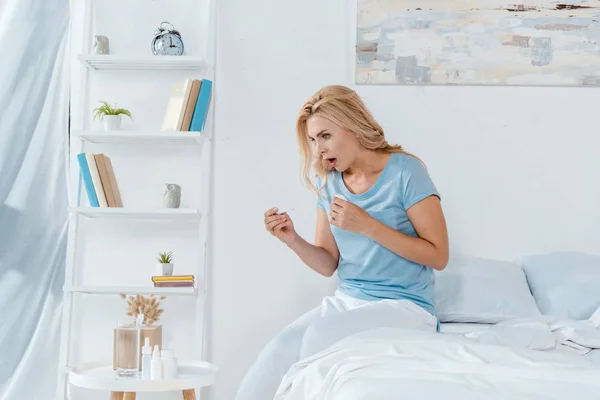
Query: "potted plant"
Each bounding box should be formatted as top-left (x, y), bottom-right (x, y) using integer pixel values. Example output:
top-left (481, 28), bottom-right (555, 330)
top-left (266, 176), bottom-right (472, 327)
top-left (92, 100), bottom-right (133, 131)
top-left (155, 251), bottom-right (174, 276)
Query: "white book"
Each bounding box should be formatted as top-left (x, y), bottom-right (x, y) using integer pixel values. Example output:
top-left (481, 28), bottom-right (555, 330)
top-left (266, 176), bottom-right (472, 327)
top-left (161, 79), bottom-right (192, 131)
top-left (176, 79), bottom-right (193, 130)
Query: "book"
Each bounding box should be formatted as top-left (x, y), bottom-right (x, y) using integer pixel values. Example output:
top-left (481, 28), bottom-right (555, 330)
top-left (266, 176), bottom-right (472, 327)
top-left (151, 275), bottom-right (194, 282)
top-left (102, 155), bottom-right (123, 207)
top-left (85, 153), bottom-right (108, 207)
top-left (180, 79), bottom-right (201, 131)
top-left (94, 154), bottom-right (116, 207)
top-left (154, 281), bottom-right (195, 287)
top-left (175, 79), bottom-right (194, 130)
top-left (77, 152), bottom-right (122, 208)
top-left (161, 80), bottom-right (190, 131)
top-left (77, 153), bottom-right (99, 207)
top-left (189, 79), bottom-right (212, 132)
top-left (159, 78), bottom-right (210, 132)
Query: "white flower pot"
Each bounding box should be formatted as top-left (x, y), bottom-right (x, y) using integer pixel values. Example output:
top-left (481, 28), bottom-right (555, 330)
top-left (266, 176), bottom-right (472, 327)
top-left (103, 115), bottom-right (122, 131)
top-left (155, 263), bottom-right (174, 276)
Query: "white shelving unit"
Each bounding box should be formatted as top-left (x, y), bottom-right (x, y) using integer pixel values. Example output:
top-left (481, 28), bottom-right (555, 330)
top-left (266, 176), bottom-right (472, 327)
top-left (71, 130), bottom-right (205, 145)
top-left (57, 0), bottom-right (217, 399)
top-left (68, 206), bottom-right (201, 220)
top-left (68, 286), bottom-right (199, 296)
top-left (77, 54), bottom-right (208, 71)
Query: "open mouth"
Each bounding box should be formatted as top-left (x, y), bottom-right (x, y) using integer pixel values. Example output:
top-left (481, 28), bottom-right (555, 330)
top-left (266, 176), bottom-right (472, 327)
top-left (326, 158), bottom-right (337, 168)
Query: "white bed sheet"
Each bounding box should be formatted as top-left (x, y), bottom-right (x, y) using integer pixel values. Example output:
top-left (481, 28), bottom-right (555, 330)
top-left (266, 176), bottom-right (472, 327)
top-left (275, 327), bottom-right (600, 400)
top-left (275, 310), bottom-right (600, 399)
top-left (441, 321), bottom-right (600, 366)
top-left (583, 349), bottom-right (600, 365)
top-left (440, 322), bottom-right (495, 335)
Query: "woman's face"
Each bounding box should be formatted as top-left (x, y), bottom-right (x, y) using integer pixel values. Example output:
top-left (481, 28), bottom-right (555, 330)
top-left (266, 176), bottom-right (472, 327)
top-left (306, 115), bottom-right (358, 172)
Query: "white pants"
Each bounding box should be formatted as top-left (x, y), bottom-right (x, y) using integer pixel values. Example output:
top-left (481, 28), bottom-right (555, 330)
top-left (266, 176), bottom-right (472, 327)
top-left (235, 290), bottom-right (438, 400)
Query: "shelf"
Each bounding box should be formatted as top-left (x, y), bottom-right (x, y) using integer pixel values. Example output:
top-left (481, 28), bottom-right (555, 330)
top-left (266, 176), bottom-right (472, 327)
top-left (68, 286), bottom-right (197, 296)
top-left (78, 54), bottom-right (207, 71)
top-left (71, 130), bottom-right (205, 145)
top-left (69, 361), bottom-right (218, 392)
top-left (69, 207), bottom-right (200, 221)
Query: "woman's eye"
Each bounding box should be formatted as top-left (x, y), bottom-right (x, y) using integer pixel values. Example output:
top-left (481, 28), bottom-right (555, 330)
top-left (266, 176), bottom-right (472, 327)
top-left (322, 134), bottom-right (331, 139)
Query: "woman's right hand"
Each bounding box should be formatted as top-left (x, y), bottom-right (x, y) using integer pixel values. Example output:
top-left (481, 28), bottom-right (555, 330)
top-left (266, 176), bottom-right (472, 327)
top-left (264, 207), bottom-right (297, 245)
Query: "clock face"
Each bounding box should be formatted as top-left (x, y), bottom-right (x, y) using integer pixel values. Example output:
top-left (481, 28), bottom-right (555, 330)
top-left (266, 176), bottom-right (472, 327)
top-left (153, 33), bottom-right (184, 56)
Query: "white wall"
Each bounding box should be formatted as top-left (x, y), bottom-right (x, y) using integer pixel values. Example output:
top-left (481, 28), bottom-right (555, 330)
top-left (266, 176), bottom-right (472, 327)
top-left (206, 0), bottom-right (349, 397)
top-left (68, 0), bottom-right (600, 399)
top-left (209, 0), bottom-right (600, 399)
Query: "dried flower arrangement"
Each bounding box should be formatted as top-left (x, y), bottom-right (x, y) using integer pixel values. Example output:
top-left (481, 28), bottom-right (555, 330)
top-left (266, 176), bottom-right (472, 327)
top-left (119, 293), bottom-right (166, 325)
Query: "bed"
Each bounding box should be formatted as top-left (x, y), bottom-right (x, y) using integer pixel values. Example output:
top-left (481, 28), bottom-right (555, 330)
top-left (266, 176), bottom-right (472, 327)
top-left (273, 252), bottom-right (600, 400)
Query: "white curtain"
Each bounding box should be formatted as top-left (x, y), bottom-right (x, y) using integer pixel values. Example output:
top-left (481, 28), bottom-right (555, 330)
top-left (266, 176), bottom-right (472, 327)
top-left (0, 0), bottom-right (70, 399)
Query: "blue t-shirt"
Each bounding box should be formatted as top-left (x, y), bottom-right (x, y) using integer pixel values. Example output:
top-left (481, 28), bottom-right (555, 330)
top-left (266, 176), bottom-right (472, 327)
top-left (315, 153), bottom-right (440, 318)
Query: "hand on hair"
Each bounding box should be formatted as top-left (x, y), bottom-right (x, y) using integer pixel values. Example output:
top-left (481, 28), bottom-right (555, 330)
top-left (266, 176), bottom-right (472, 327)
top-left (329, 197), bottom-right (374, 235)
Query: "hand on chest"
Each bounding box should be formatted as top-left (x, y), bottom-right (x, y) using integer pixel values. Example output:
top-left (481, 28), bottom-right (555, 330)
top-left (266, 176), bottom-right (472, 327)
top-left (329, 194), bottom-right (402, 236)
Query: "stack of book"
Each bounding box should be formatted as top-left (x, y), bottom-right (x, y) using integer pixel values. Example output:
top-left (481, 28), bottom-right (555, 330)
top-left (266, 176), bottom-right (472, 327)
top-left (151, 275), bottom-right (195, 288)
top-left (161, 78), bottom-right (213, 132)
top-left (77, 153), bottom-right (122, 207)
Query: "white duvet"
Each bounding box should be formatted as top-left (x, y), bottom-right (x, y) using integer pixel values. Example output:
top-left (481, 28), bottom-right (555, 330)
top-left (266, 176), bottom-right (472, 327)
top-left (275, 322), bottom-right (600, 399)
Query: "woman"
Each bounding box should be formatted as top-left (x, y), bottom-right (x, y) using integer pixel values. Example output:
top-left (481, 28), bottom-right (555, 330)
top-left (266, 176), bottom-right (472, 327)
top-left (235, 85), bottom-right (449, 400)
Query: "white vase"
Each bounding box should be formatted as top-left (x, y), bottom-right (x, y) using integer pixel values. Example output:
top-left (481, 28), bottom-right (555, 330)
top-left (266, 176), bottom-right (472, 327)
top-left (155, 263), bottom-right (174, 276)
top-left (103, 115), bottom-right (121, 131)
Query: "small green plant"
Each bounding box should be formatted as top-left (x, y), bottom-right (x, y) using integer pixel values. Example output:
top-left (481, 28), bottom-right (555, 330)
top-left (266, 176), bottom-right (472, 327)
top-left (92, 101), bottom-right (133, 121)
top-left (157, 251), bottom-right (173, 264)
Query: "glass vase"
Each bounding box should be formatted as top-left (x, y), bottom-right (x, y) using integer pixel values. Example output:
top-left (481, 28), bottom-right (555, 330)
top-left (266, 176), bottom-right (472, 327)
top-left (115, 319), bottom-right (141, 377)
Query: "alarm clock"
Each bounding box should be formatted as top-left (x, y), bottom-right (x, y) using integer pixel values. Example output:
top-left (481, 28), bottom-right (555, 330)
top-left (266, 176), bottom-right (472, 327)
top-left (151, 21), bottom-right (184, 56)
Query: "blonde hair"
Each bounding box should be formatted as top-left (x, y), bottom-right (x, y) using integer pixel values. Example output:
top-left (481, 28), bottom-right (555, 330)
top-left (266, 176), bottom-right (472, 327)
top-left (296, 85), bottom-right (420, 194)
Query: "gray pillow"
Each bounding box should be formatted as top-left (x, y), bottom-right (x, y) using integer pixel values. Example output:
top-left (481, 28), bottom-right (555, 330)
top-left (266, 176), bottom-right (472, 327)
top-left (435, 256), bottom-right (542, 323)
top-left (520, 251), bottom-right (600, 320)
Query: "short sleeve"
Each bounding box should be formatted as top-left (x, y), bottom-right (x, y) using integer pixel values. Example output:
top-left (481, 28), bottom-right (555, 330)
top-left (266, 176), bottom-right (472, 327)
top-left (400, 156), bottom-right (440, 210)
top-left (313, 176), bottom-right (327, 211)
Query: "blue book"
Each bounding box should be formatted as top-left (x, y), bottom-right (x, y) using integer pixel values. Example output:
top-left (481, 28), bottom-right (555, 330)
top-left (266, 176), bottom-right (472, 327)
top-left (189, 79), bottom-right (213, 132)
top-left (77, 153), bottom-right (99, 207)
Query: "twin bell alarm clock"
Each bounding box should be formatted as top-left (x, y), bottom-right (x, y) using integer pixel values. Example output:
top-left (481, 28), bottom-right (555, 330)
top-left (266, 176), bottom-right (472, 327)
top-left (151, 21), bottom-right (184, 56)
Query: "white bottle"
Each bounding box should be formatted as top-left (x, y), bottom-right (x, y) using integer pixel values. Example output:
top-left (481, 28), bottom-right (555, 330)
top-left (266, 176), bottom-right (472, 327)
top-left (161, 349), bottom-right (178, 379)
top-left (150, 344), bottom-right (163, 380)
top-left (141, 337), bottom-right (152, 380)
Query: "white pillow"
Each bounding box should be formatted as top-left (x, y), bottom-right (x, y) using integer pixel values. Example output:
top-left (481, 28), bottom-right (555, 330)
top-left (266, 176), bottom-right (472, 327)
top-left (520, 251), bottom-right (600, 320)
top-left (434, 256), bottom-right (542, 323)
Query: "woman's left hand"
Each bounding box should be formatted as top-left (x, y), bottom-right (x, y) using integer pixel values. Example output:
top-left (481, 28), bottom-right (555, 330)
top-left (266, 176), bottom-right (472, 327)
top-left (330, 197), bottom-right (374, 235)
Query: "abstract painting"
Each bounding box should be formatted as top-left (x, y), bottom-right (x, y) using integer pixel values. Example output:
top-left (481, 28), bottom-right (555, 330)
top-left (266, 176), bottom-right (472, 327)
top-left (355, 0), bottom-right (600, 86)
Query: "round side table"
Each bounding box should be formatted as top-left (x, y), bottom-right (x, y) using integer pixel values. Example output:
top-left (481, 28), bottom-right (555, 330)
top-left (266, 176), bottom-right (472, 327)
top-left (69, 360), bottom-right (218, 399)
